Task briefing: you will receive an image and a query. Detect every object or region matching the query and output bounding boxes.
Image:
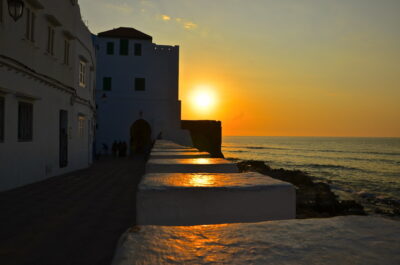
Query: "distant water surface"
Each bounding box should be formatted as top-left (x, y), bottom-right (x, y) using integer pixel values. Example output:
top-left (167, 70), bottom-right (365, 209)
top-left (223, 136), bottom-right (400, 214)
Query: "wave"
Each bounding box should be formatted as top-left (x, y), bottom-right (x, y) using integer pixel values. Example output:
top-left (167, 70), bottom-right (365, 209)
top-left (225, 150), bottom-right (398, 166)
top-left (318, 149), bottom-right (400, 156)
top-left (224, 145), bottom-right (400, 157)
top-left (246, 146), bottom-right (266, 150)
top-left (224, 146), bottom-right (287, 151)
top-left (301, 163), bottom-right (370, 173)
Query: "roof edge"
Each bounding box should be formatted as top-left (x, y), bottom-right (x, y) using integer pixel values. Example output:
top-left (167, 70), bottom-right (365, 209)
top-left (97, 27), bottom-right (153, 41)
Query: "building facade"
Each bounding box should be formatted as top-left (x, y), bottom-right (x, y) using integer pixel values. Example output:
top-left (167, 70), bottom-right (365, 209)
top-left (94, 27), bottom-right (191, 154)
top-left (0, 0), bottom-right (96, 191)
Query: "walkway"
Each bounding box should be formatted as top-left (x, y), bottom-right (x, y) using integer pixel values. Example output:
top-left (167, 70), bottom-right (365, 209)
top-left (0, 155), bottom-right (146, 265)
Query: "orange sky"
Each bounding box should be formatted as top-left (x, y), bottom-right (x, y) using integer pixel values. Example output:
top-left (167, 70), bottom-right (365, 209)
top-left (80, 0), bottom-right (400, 137)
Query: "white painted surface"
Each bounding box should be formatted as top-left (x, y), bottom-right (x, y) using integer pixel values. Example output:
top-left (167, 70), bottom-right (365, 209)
top-left (152, 140), bottom-right (194, 150)
top-left (152, 140), bottom-right (198, 152)
top-left (137, 172), bottom-right (296, 225)
top-left (150, 151), bottom-right (210, 159)
top-left (94, 36), bottom-right (192, 153)
top-left (146, 158), bottom-right (239, 173)
top-left (113, 216), bottom-right (400, 265)
top-left (151, 148), bottom-right (199, 152)
top-left (0, 1), bottom-right (95, 191)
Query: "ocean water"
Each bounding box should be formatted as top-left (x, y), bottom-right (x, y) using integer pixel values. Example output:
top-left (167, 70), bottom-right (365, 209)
top-left (222, 136), bottom-right (400, 213)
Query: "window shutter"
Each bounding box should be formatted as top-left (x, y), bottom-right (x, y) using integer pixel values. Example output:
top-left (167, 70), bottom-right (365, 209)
top-left (107, 42), bottom-right (114, 55)
top-left (25, 8), bottom-right (31, 39)
top-left (134, 43), bottom-right (142, 56)
top-left (120, 39), bottom-right (129, 55)
top-left (135, 78), bottom-right (145, 91)
top-left (18, 102), bottom-right (33, 141)
top-left (31, 13), bottom-right (35, 42)
top-left (0, 97), bottom-right (4, 142)
top-left (103, 77), bottom-right (112, 91)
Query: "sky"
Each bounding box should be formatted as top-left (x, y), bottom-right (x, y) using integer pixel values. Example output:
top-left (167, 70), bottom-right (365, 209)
top-left (79, 0), bottom-right (400, 137)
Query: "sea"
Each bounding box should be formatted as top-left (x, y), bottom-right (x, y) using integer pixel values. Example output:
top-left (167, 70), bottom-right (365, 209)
top-left (222, 136), bottom-right (400, 215)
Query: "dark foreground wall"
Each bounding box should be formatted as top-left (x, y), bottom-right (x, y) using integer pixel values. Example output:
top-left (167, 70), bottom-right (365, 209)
top-left (181, 120), bottom-right (224, 158)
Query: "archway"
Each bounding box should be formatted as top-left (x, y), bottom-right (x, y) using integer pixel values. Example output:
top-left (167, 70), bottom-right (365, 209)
top-left (130, 119), bottom-right (152, 154)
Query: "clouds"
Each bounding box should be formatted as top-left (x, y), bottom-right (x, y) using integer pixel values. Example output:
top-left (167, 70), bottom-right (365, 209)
top-left (161, 15), bottom-right (171, 21)
top-left (80, 0), bottom-right (199, 32)
top-left (183, 21), bottom-right (198, 30)
top-left (160, 14), bottom-right (198, 30)
top-left (104, 2), bottom-right (134, 15)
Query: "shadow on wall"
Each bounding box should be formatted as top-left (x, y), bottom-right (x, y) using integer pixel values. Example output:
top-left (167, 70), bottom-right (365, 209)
top-left (181, 120), bottom-right (224, 158)
top-left (130, 119), bottom-right (152, 154)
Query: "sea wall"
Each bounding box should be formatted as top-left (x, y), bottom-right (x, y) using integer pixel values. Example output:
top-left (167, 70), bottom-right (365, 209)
top-left (181, 120), bottom-right (223, 158)
top-left (138, 140), bottom-right (296, 225)
top-left (112, 216), bottom-right (400, 265)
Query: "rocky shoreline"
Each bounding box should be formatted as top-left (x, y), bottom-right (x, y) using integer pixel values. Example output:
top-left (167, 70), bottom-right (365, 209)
top-left (235, 160), bottom-right (367, 219)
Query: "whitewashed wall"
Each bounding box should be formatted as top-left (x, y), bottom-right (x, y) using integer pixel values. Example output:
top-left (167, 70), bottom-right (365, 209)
top-left (0, 0), bottom-right (96, 191)
top-left (94, 35), bottom-right (192, 152)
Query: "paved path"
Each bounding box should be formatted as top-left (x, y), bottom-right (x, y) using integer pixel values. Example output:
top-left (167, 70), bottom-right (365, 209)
top-left (0, 155), bottom-right (146, 265)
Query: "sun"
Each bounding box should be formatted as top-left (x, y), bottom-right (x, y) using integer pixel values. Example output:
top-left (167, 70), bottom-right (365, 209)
top-left (190, 86), bottom-right (217, 112)
top-left (195, 91), bottom-right (214, 108)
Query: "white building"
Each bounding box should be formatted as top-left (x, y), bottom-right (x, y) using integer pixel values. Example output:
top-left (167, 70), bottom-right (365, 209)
top-left (0, 0), bottom-right (96, 191)
top-left (94, 27), bottom-right (191, 154)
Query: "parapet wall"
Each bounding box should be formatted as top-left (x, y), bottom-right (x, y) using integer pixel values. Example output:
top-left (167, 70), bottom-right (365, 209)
top-left (181, 120), bottom-right (223, 158)
top-left (152, 44), bottom-right (179, 55)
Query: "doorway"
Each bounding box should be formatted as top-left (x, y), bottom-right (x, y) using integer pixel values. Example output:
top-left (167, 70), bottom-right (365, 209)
top-left (130, 119), bottom-right (152, 154)
top-left (59, 110), bottom-right (68, 168)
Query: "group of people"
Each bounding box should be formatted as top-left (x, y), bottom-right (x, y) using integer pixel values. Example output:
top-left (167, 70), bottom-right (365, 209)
top-left (101, 141), bottom-right (128, 157)
top-left (111, 141), bottom-right (128, 157)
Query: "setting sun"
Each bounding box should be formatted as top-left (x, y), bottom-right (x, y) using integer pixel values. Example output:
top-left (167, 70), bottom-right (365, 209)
top-left (190, 86), bottom-right (217, 113)
top-left (194, 92), bottom-right (213, 108)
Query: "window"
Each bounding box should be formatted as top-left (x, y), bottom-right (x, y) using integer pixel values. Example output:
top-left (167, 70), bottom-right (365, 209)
top-left (134, 43), bottom-right (142, 56)
top-left (120, 39), bottom-right (129, 55)
top-left (25, 8), bottom-right (30, 39)
top-left (47, 26), bottom-right (55, 55)
top-left (106, 42), bottom-right (114, 55)
top-left (0, 0), bottom-right (4, 23)
top-left (103, 77), bottom-right (112, 91)
top-left (78, 116), bottom-right (85, 138)
top-left (135, 78), bottom-right (145, 91)
top-left (0, 97), bottom-right (4, 142)
top-left (25, 8), bottom-right (35, 42)
top-left (64, 39), bottom-right (70, 65)
top-left (18, 102), bottom-right (33, 142)
top-left (79, 61), bottom-right (86, 87)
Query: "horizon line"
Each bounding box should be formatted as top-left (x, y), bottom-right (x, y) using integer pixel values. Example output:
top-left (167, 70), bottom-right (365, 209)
top-left (222, 135), bottom-right (400, 138)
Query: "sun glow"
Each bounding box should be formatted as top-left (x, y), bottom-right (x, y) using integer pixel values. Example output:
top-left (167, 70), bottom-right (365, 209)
top-left (190, 86), bottom-right (217, 113)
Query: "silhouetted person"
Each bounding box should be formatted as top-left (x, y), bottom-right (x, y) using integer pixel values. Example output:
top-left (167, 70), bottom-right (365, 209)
top-left (121, 142), bottom-right (127, 157)
top-left (94, 141), bottom-right (100, 160)
top-left (112, 141), bottom-right (118, 157)
top-left (102, 143), bottom-right (108, 156)
top-left (118, 141), bottom-right (126, 157)
top-left (157, 132), bottom-right (163, 140)
top-left (116, 141), bottom-right (121, 157)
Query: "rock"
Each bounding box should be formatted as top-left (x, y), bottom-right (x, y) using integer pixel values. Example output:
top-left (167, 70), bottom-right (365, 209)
top-left (357, 191), bottom-right (376, 199)
top-left (236, 160), bottom-right (271, 173)
top-left (236, 160), bottom-right (366, 219)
